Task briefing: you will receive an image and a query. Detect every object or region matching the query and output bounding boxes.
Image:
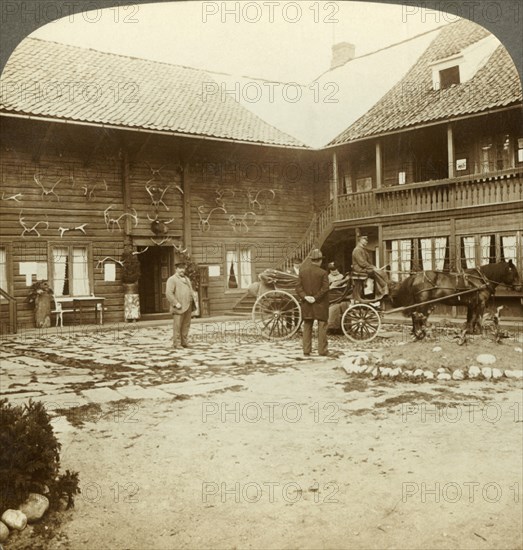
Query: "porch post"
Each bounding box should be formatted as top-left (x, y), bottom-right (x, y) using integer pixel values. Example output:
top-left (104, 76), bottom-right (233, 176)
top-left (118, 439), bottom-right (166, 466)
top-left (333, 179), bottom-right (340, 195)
top-left (121, 148), bottom-right (132, 239)
top-left (182, 163), bottom-right (192, 252)
top-left (375, 139), bottom-right (382, 189)
top-left (447, 123), bottom-right (455, 178)
top-left (332, 152), bottom-right (339, 219)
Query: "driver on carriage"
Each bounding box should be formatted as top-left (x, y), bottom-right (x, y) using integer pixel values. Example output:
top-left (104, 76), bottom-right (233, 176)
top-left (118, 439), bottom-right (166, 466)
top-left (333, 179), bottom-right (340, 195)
top-left (352, 235), bottom-right (388, 299)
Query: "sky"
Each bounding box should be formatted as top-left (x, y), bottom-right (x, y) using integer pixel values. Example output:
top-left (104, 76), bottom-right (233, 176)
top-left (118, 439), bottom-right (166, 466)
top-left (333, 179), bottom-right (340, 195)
top-left (30, 1), bottom-right (447, 83)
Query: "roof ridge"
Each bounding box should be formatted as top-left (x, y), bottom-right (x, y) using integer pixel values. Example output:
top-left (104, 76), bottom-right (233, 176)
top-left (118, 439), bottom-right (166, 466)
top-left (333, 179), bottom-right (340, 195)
top-left (313, 21), bottom-right (452, 82)
top-left (24, 36), bottom-right (301, 86)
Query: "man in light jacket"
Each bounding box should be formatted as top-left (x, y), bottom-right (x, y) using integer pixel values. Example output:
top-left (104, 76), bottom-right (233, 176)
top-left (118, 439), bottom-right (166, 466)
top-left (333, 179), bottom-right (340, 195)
top-left (166, 261), bottom-right (194, 348)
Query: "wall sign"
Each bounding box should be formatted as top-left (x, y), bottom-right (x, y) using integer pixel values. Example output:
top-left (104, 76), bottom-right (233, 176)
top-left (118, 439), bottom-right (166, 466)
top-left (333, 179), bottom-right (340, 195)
top-left (456, 158), bottom-right (467, 171)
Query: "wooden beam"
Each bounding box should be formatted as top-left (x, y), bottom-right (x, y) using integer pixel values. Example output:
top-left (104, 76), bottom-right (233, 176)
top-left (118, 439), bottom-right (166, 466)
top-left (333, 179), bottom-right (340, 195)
top-left (182, 162), bottom-right (192, 253)
top-left (332, 152), bottom-right (339, 219)
top-left (447, 123), bottom-right (455, 178)
top-left (121, 148), bottom-right (132, 237)
top-left (375, 139), bottom-right (383, 189)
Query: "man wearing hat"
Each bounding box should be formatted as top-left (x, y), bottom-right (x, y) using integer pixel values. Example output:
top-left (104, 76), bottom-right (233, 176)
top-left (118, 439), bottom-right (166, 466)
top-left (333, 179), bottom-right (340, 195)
top-left (296, 249), bottom-right (330, 356)
top-left (352, 235), bottom-right (388, 298)
top-left (166, 259), bottom-right (195, 348)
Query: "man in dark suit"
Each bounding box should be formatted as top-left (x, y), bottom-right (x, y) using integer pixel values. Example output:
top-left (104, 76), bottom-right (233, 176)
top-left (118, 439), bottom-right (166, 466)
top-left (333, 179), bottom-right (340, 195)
top-left (296, 249), bottom-right (330, 356)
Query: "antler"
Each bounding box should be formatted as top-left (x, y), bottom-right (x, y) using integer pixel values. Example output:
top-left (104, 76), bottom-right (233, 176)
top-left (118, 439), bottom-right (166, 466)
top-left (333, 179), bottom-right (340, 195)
top-left (2, 192), bottom-right (23, 202)
top-left (96, 257), bottom-right (124, 269)
top-left (34, 174), bottom-right (61, 201)
top-left (19, 210), bottom-right (49, 237)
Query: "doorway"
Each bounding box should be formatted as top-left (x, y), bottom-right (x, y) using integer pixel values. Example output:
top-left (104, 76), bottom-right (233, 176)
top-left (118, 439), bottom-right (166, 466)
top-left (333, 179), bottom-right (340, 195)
top-left (137, 246), bottom-right (173, 314)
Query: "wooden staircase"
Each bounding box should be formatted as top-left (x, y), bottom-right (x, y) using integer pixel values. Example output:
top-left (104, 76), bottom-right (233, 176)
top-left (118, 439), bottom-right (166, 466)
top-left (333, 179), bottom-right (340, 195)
top-left (230, 199), bottom-right (338, 315)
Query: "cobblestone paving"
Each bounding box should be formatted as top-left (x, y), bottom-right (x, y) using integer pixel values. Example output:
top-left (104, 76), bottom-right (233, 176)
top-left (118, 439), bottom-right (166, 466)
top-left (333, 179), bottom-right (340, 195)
top-left (1, 321), bottom-right (351, 411)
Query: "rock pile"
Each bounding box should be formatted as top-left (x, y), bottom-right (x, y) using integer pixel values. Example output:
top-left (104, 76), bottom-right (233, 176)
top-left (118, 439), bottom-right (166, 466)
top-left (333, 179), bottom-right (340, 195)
top-left (340, 352), bottom-right (523, 382)
top-left (0, 492), bottom-right (49, 543)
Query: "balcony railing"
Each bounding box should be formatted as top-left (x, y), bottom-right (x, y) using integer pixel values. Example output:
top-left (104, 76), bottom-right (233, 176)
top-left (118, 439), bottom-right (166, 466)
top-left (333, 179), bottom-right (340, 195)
top-left (339, 168), bottom-right (522, 220)
top-left (279, 168), bottom-right (522, 270)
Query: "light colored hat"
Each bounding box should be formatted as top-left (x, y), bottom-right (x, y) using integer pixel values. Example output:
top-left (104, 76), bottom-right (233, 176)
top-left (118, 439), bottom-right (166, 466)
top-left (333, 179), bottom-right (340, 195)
top-left (309, 249), bottom-right (323, 260)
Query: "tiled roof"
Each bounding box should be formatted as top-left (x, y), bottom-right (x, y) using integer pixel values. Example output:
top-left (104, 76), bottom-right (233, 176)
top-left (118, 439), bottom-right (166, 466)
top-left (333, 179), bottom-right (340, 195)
top-left (0, 38), bottom-right (306, 148)
top-left (330, 19), bottom-right (523, 145)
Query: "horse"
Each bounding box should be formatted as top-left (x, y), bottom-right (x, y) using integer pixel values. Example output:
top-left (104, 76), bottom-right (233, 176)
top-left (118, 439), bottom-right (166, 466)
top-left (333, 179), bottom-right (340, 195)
top-left (390, 260), bottom-right (520, 340)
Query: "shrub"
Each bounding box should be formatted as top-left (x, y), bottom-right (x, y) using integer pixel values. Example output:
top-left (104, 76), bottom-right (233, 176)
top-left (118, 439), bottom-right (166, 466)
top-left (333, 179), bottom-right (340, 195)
top-left (121, 249), bottom-right (141, 284)
top-left (0, 399), bottom-right (79, 514)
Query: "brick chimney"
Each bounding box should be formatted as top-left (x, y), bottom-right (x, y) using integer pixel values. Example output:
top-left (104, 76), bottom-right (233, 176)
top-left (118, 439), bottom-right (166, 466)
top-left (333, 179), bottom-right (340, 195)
top-left (331, 42), bottom-right (355, 69)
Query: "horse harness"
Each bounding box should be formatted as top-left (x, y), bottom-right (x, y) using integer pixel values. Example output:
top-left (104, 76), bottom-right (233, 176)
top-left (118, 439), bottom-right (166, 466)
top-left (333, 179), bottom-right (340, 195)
top-left (414, 268), bottom-right (493, 300)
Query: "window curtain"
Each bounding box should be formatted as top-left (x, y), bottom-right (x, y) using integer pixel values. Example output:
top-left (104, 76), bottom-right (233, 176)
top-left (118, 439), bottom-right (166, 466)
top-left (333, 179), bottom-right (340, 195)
top-left (400, 240), bottom-right (412, 279)
top-left (226, 250), bottom-right (238, 289)
top-left (434, 237), bottom-right (448, 271)
top-left (500, 235), bottom-right (517, 262)
top-left (420, 238), bottom-right (433, 270)
top-left (239, 247), bottom-right (252, 289)
top-left (390, 241), bottom-right (400, 282)
top-left (462, 236), bottom-right (476, 268)
top-left (52, 247), bottom-right (68, 296)
top-left (480, 235), bottom-right (495, 264)
top-left (72, 247), bottom-right (90, 295)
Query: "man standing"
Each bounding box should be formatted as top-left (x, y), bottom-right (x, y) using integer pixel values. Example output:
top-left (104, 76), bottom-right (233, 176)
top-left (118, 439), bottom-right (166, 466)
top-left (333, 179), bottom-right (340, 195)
top-left (296, 249), bottom-right (330, 356)
top-left (352, 235), bottom-right (388, 298)
top-left (166, 260), bottom-right (194, 348)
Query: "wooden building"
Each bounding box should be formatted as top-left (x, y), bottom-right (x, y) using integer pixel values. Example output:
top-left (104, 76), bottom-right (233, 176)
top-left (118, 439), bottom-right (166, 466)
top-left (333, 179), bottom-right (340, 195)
top-left (1, 18), bottom-right (522, 331)
top-left (0, 38), bottom-right (317, 332)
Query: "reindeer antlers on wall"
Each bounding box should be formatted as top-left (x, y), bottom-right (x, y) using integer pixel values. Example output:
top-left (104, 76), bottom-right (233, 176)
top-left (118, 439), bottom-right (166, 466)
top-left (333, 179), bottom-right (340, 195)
top-left (82, 179), bottom-right (108, 201)
top-left (19, 210), bottom-right (49, 237)
top-left (229, 212), bottom-right (257, 233)
top-left (103, 205), bottom-right (138, 232)
top-left (58, 224), bottom-right (87, 238)
top-left (33, 174), bottom-right (68, 201)
top-left (2, 192), bottom-right (23, 202)
top-left (248, 188), bottom-right (275, 212)
top-left (197, 205), bottom-right (227, 232)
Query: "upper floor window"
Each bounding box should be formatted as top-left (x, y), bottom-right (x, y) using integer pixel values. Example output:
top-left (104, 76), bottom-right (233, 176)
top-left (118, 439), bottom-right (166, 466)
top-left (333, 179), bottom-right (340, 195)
top-left (439, 66), bottom-right (460, 89)
top-left (51, 244), bottom-right (91, 297)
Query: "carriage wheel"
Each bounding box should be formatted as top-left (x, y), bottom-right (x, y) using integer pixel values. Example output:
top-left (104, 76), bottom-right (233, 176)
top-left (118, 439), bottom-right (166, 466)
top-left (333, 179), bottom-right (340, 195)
top-left (341, 303), bottom-right (381, 343)
top-left (252, 290), bottom-right (302, 340)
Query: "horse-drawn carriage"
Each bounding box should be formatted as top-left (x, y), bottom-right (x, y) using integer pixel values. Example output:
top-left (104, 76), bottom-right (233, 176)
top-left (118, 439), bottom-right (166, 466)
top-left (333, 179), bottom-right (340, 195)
top-left (249, 260), bottom-right (520, 343)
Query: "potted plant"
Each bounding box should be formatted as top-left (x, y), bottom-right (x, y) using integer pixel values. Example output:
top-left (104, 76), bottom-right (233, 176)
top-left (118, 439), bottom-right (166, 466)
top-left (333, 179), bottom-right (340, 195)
top-left (121, 247), bottom-right (141, 321)
top-left (27, 280), bottom-right (54, 328)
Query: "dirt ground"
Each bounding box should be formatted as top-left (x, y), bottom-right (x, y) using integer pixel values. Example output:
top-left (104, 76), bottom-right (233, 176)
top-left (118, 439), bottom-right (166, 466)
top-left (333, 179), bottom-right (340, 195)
top-left (6, 330), bottom-right (523, 550)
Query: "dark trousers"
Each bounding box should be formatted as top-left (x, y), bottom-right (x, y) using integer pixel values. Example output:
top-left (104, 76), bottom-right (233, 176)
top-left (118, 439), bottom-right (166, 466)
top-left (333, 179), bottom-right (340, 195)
top-left (302, 319), bottom-right (328, 355)
top-left (173, 309), bottom-right (191, 347)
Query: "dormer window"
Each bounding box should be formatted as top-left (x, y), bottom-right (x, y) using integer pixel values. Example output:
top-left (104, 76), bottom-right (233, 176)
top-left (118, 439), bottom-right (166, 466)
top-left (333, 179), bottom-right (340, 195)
top-left (439, 66), bottom-right (460, 89)
top-left (429, 34), bottom-right (499, 91)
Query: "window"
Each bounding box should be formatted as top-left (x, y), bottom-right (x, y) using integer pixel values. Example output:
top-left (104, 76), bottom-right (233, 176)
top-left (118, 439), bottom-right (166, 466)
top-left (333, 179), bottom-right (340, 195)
top-left (478, 134), bottom-right (514, 173)
top-left (51, 245), bottom-right (91, 296)
top-left (226, 246), bottom-right (254, 290)
top-left (460, 234), bottom-right (519, 268)
top-left (439, 66), bottom-right (460, 89)
top-left (418, 237), bottom-right (450, 271)
top-left (387, 239), bottom-right (413, 282)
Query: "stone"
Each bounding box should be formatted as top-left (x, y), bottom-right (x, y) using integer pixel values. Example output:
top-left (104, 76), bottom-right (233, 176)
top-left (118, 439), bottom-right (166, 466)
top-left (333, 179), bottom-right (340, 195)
top-left (481, 367), bottom-right (492, 380)
top-left (413, 369), bottom-right (424, 377)
top-left (379, 367), bottom-right (391, 377)
top-left (492, 368), bottom-right (503, 380)
top-left (476, 354), bottom-right (496, 365)
top-left (505, 369), bottom-right (523, 379)
top-left (423, 370), bottom-right (434, 380)
top-left (389, 368), bottom-right (401, 378)
top-left (514, 347), bottom-right (522, 353)
top-left (437, 367), bottom-right (447, 373)
top-left (437, 373), bottom-right (451, 381)
top-left (1, 510), bottom-right (27, 531)
top-left (0, 521), bottom-right (9, 543)
top-left (468, 366), bottom-right (481, 378)
top-left (432, 346), bottom-right (442, 352)
top-left (19, 493), bottom-right (49, 523)
top-left (452, 369), bottom-right (465, 380)
top-left (392, 359), bottom-right (408, 367)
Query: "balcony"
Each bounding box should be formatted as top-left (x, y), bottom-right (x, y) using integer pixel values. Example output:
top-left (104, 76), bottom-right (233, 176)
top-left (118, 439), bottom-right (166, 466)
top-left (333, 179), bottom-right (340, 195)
top-left (337, 167), bottom-right (522, 221)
